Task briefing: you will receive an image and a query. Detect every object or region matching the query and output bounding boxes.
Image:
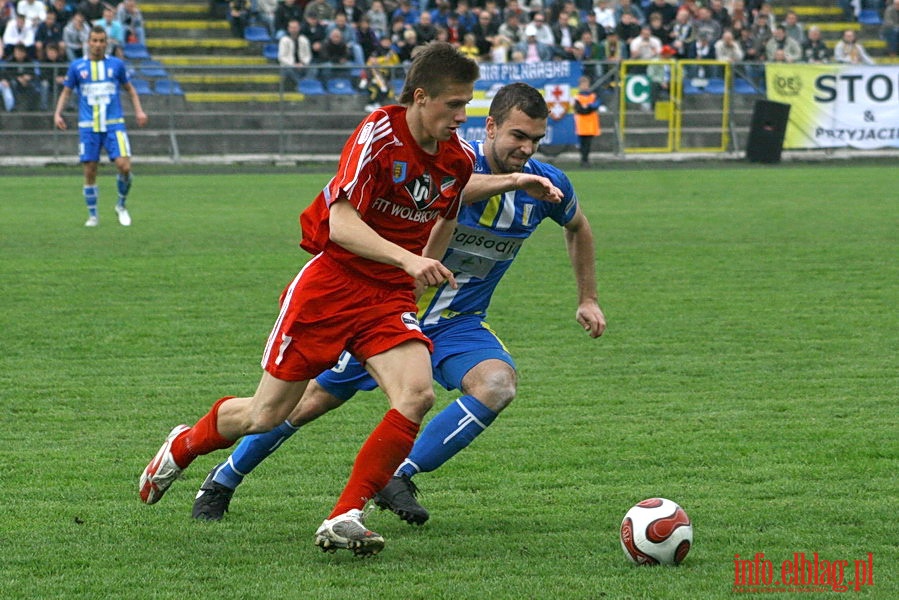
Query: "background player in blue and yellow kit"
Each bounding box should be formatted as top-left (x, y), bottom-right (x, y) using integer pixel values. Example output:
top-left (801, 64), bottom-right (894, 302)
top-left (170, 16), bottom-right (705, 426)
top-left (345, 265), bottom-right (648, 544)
top-left (192, 82), bottom-right (607, 524)
top-left (53, 26), bottom-right (147, 227)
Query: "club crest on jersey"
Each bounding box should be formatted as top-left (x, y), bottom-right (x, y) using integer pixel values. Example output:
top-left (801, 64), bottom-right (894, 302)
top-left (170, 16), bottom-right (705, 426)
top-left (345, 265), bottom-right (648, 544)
top-left (392, 161), bottom-right (407, 182)
top-left (401, 312), bottom-right (422, 332)
top-left (405, 173), bottom-right (438, 210)
top-left (440, 176), bottom-right (457, 194)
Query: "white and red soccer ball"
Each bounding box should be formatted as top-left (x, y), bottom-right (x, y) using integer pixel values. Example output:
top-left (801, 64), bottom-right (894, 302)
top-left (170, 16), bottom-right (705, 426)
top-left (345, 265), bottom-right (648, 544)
top-left (620, 498), bottom-right (693, 566)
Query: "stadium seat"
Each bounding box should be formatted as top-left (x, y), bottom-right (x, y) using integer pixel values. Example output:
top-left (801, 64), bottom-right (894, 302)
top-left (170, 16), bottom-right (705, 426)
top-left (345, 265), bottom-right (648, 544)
top-left (326, 77), bottom-right (356, 95)
top-left (297, 78), bottom-right (326, 95)
top-left (391, 78), bottom-right (405, 96)
top-left (262, 43), bottom-right (278, 60)
top-left (130, 78), bottom-right (153, 95)
top-left (123, 43), bottom-right (151, 60)
top-left (155, 79), bottom-right (184, 95)
top-left (858, 9), bottom-right (881, 25)
top-left (704, 78), bottom-right (725, 94)
top-left (138, 60), bottom-right (168, 78)
top-left (244, 26), bottom-right (272, 43)
top-left (682, 80), bottom-right (704, 95)
top-left (733, 78), bottom-right (758, 95)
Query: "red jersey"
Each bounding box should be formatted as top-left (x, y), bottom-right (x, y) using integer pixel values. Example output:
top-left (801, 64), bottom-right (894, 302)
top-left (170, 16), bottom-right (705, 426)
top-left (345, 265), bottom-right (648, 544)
top-left (300, 104), bottom-right (475, 288)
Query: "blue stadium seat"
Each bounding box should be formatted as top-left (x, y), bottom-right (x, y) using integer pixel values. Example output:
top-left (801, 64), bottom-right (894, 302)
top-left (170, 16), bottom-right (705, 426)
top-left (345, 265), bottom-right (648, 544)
top-left (137, 60), bottom-right (168, 78)
top-left (155, 79), bottom-right (184, 95)
top-left (733, 78), bottom-right (758, 95)
top-left (123, 43), bottom-right (151, 60)
top-left (130, 78), bottom-right (153, 95)
top-left (244, 26), bottom-right (272, 42)
top-left (262, 43), bottom-right (278, 60)
top-left (682, 80), bottom-right (704, 95)
top-left (326, 77), bottom-right (356, 95)
top-left (297, 78), bottom-right (326, 95)
top-left (858, 9), bottom-right (881, 25)
top-left (391, 78), bottom-right (405, 96)
top-left (704, 78), bottom-right (725, 94)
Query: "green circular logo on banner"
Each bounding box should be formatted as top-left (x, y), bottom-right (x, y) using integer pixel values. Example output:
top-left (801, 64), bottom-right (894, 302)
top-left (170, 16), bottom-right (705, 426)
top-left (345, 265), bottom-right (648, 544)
top-left (625, 74), bottom-right (652, 104)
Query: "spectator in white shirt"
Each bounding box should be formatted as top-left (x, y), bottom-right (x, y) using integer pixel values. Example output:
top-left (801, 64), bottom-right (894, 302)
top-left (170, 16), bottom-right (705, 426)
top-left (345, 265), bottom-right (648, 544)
top-left (17, 0), bottom-right (47, 28)
top-left (833, 29), bottom-right (874, 65)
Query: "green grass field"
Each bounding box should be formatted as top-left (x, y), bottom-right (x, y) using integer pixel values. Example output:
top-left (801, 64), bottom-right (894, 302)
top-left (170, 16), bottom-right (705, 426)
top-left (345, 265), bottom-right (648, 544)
top-left (1, 164), bottom-right (896, 599)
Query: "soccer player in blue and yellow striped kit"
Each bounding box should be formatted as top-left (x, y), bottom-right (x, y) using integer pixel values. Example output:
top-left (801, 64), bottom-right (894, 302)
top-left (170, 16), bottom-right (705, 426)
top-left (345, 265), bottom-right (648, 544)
top-left (54, 26), bottom-right (147, 227)
top-left (192, 82), bottom-right (607, 527)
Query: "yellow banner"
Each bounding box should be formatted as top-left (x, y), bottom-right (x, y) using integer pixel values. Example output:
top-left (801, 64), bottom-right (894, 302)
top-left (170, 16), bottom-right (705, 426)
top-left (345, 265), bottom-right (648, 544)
top-left (765, 64), bottom-right (899, 149)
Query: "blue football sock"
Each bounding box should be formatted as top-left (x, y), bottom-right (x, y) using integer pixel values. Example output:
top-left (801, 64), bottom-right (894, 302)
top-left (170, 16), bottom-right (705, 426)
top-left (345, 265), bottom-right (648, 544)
top-left (83, 185), bottom-right (98, 217)
top-left (211, 420), bottom-right (299, 489)
top-left (397, 395), bottom-right (497, 478)
top-left (116, 173), bottom-right (132, 207)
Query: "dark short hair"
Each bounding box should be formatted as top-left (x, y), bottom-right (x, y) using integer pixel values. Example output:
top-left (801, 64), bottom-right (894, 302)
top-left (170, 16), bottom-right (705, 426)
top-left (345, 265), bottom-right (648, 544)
top-left (489, 82), bottom-right (549, 126)
top-left (399, 41), bottom-right (479, 105)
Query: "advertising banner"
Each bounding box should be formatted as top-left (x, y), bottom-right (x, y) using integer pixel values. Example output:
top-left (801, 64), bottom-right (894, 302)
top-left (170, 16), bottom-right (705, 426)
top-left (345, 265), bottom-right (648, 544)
top-left (765, 64), bottom-right (899, 149)
top-left (456, 61), bottom-right (583, 146)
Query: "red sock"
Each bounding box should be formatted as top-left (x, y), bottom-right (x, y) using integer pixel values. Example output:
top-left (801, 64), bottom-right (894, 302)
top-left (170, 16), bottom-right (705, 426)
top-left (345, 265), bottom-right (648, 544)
top-left (328, 409), bottom-right (420, 519)
top-left (170, 396), bottom-right (236, 469)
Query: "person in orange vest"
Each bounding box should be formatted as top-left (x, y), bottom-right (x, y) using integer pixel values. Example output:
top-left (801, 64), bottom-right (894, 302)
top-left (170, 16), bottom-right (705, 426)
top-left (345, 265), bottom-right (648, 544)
top-left (573, 75), bottom-right (602, 167)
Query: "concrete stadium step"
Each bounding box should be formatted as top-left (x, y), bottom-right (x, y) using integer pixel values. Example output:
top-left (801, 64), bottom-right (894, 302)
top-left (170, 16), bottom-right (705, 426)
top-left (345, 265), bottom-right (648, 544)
top-left (773, 6), bottom-right (843, 17)
top-left (145, 20), bottom-right (231, 30)
top-left (154, 55), bottom-right (269, 66)
top-left (175, 73), bottom-right (282, 92)
top-left (147, 38), bottom-right (254, 55)
top-left (178, 95), bottom-right (364, 111)
top-left (0, 111), bottom-right (363, 131)
top-left (140, 2), bottom-right (210, 18)
top-left (184, 91), bottom-right (305, 102)
top-left (825, 38), bottom-right (886, 50)
top-left (150, 112), bottom-right (363, 129)
top-left (145, 19), bottom-right (232, 40)
top-left (811, 21), bottom-right (861, 32)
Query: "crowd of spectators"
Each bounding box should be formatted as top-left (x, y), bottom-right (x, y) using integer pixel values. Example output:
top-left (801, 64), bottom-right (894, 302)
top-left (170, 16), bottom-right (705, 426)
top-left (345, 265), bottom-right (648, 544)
top-left (227, 0), bottom-right (890, 79)
top-left (1, 0), bottom-right (146, 111)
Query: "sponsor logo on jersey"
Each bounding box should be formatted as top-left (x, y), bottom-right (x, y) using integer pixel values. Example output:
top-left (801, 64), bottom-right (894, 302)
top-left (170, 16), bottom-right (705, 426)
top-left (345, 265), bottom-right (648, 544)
top-left (392, 160), bottom-right (407, 182)
top-left (371, 197), bottom-right (440, 223)
top-left (450, 224), bottom-right (522, 259)
top-left (405, 173), bottom-right (438, 210)
top-left (401, 312), bottom-right (422, 332)
top-left (357, 121), bottom-right (375, 145)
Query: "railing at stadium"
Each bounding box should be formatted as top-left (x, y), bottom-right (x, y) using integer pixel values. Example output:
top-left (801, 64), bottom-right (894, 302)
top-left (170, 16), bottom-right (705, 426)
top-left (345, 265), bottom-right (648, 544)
top-left (4, 61), bottom-right (896, 160)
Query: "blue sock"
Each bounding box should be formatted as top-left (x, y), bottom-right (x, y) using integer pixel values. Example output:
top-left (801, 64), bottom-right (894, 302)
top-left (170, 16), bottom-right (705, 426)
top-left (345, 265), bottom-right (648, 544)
top-left (116, 173), bottom-right (132, 207)
top-left (83, 185), bottom-right (98, 217)
top-left (211, 420), bottom-right (299, 489)
top-left (397, 395), bottom-right (497, 478)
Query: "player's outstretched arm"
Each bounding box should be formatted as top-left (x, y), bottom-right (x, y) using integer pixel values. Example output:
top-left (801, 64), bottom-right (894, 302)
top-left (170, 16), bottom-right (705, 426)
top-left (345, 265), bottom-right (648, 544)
top-left (463, 173), bottom-right (563, 204)
top-left (563, 207), bottom-right (606, 338)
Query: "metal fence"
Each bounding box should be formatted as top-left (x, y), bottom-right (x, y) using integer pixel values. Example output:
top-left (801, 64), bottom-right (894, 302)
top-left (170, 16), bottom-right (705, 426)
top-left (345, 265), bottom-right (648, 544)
top-left (3, 59), bottom-right (888, 161)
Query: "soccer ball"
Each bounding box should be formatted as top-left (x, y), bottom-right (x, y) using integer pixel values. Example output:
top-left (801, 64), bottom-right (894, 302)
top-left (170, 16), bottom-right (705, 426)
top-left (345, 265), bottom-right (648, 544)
top-left (620, 498), bottom-right (693, 566)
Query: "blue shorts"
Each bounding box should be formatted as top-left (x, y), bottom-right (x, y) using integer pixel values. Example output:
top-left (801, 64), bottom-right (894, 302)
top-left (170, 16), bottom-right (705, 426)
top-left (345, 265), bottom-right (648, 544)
top-left (79, 128), bottom-right (131, 163)
top-left (316, 315), bottom-right (515, 401)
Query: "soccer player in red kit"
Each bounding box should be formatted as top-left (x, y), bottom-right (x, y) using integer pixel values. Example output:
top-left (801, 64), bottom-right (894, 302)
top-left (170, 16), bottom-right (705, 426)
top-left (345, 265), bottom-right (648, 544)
top-left (138, 42), bottom-right (480, 557)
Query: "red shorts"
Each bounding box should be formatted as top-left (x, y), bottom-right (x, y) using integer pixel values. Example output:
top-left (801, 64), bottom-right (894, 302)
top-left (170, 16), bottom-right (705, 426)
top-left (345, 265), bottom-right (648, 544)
top-left (260, 253), bottom-right (432, 381)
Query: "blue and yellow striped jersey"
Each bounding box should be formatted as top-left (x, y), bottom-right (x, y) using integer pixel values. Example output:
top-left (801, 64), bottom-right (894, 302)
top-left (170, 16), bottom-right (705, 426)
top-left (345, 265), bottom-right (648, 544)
top-left (418, 140), bottom-right (579, 328)
top-left (63, 56), bottom-right (130, 132)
